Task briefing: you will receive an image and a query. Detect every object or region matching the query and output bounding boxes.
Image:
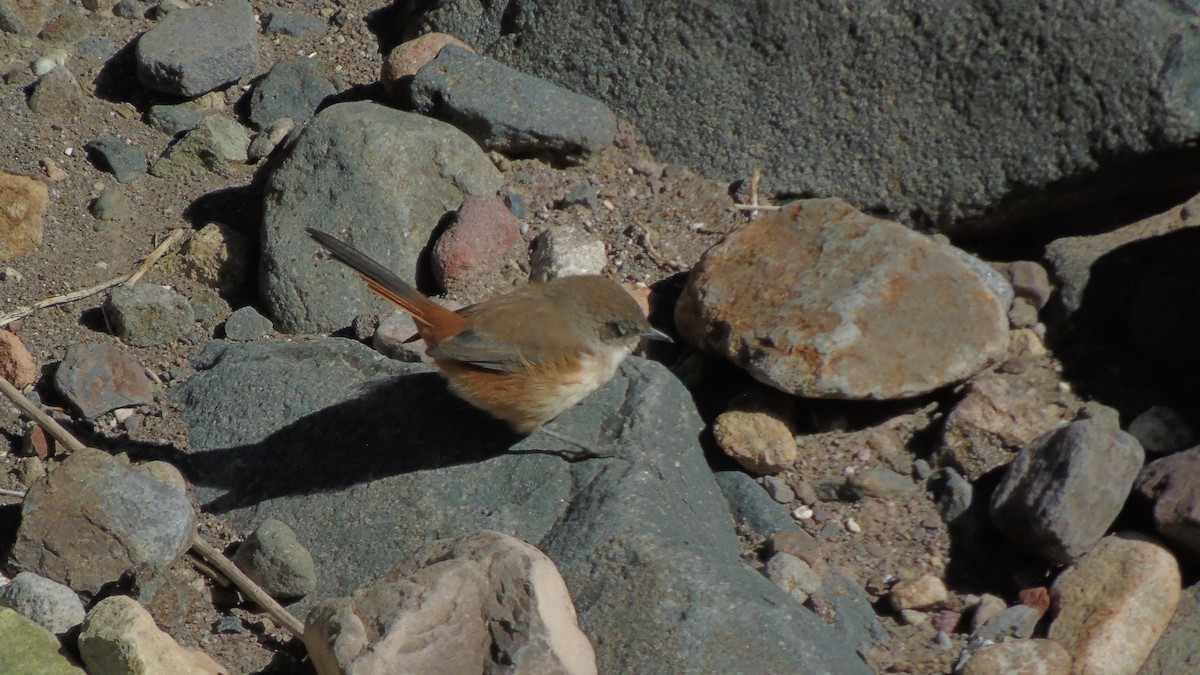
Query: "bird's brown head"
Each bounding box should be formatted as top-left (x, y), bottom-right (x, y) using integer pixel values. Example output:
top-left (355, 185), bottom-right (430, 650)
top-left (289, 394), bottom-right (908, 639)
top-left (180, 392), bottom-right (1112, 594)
top-left (541, 276), bottom-right (670, 352)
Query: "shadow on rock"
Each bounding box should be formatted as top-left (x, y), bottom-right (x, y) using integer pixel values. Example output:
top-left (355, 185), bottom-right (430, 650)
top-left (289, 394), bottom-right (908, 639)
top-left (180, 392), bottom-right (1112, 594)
top-left (179, 371), bottom-right (518, 513)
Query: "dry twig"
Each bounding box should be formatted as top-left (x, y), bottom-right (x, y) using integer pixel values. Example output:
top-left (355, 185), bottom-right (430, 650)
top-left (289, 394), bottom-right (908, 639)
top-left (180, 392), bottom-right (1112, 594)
top-left (732, 167), bottom-right (782, 212)
top-left (0, 228), bottom-right (186, 329)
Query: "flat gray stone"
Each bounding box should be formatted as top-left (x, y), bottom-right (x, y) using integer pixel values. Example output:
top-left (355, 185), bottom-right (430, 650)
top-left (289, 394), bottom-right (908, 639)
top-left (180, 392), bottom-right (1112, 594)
top-left (409, 46), bottom-right (616, 165)
top-left (260, 101), bottom-right (503, 333)
top-left (176, 338), bottom-right (870, 673)
top-left (232, 518), bottom-right (316, 600)
top-left (135, 0), bottom-right (258, 97)
top-left (223, 306), bottom-right (272, 341)
top-left (411, 0), bottom-right (1200, 236)
top-left (84, 138), bottom-right (147, 184)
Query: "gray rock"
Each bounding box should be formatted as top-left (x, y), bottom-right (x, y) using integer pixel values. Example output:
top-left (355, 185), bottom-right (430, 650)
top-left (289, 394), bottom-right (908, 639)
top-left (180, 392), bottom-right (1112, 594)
top-left (503, 193), bottom-right (526, 219)
top-left (1133, 447), bottom-right (1200, 562)
top-left (27, 67), bottom-right (83, 117)
top-left (0, 0), bottom-right (48, 36)
top-left (765, 552), bottom-right (822, 604)
top-left (247, 117), bottom-right (294, 161)
top-left (262, 8), bottom-right (326, 37)
top-left (135, 0), bottom-right (258, 97)
top-left (1005, 261), bottom-right (1053, 310)
top-left (247, 59), bottom-right (336, 129)
top-left (113, 0), bottom-right (148, 20)
top-left (557, 182), bottom-right (599, 210)
top-left (84, 138), bottom-right (147, 184)
top-left (808, 572), bottom-right (889, 658)
top-left (150, 115), bottom-right (250, 178)
top-left (103, 284), bottom-right (194, 347)
top-left (146, 104), bottom-right (202, 137)
top-left (409, 46), bottom-right (616, 165)
top-left (9, 448), bottom-right (196, 598)
top-left (53, 343), bottom-right (154, 418)
top-left (223, 306), bottom-right (272, 341)
top-left (261, 101), bottom-right (503, 334)
top-left (967, 604), bottom-right (1041, 649)
top-left (176, 338), bottom-right (870, 673)
top-left (77, 37), bottom-right (117, 60)
top-left (1139, 581), bottom-right (1200, 675)
top-left (990, 410), bottom-right (1144, 564)
top-left (232, 519), bottom-right (316, 600)
top-left (0, 572), bottom-right (86, 636)
top-left (414, 1), bottom-right (1200, 236)
top-left (714, 469), bottom-right (799, 539)
top-left (1129, 405), bottom-right (1194, 456)
top-left (676, 199), bottom-right (1010, 399)
top-left (89, 187), bottom-right (132, 221)
top-left (927, 467), bottom-right (973, 524)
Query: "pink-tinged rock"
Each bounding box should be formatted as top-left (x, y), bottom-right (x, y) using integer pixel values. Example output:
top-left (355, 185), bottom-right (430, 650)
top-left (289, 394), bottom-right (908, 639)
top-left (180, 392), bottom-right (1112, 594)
top-left (52, 343), bottom-right (154, 418)
top-left (381, 33), bottom-right (474, 100)
top-left (936, 365), bottom-right (1079, 480)
top-left (371, 311), bottom-right (427, 362)
top-left (1048, 533), bottom-right (1180, 675)
top-left (304, 530), bottom-right (596, 675)
top-left (0, 172), bottom-right (48, 261)
top-left (1134, 447), bottom-right (1200, 562)
top-left (961, 639), bottom-right (1072, 675)
top-left (0, 329), bottom-right (37, 387)
top-left (675, 199), bottom-right (1010, 399)
top-left (431, 195), bottom-right (520, 291)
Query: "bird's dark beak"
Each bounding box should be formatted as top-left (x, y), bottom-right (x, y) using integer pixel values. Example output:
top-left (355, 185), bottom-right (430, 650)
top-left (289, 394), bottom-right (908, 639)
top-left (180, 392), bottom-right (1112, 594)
top-left (641, 327), bottom-right (673, 343)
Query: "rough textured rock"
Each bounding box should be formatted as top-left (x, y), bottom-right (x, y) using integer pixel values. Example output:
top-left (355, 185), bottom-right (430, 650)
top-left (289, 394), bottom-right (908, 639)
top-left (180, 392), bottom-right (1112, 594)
top-left (0, 171), bottom-right (48, 261)
top-left (1049, 533), bottom-right (1180, 675)
top-left (232, 518), bottom-right (317, 600)
top-left (150, 115), bottom-right (251, 178)
top-left (712, 409), bottom-right (797, 474)
top-left (409, 46), bottom-right (616, 164)
top-left (990, 409), bottom-right (1144, 564)
top-left (78, 595), bottom-right (227, 674)
top-left (411, 0), bottom-right (1200, 236)
top-left (27, 67), bottom-right (84, 118)
top-left (1128, 405), bottom-right (1194, 456)
top-left (0, 0), bottom-right (49, 35)
top-left (53, 343), bottom-right (154, 418)
top-left (0, 328), bottom-right (37, 387)
top-left (135, 0), bottom-right (258, 97)
top-left (9, 448), bottom-right (197, 598)
top-left (1140, 581), bottom-right (1200, 674)
top-left (247, 59), bottom-right (336, 129)
top-left (1133, 447), bottom-right (1200, 562)
top-left (889, 574), bottom-right (948, 611)
top-left (176, 221), bottom-right (252, 295)
top-left (961, 639), bottom-right (1072, 675)
top-left (430, 195), bottom-right (520, 291)
top-left (0, 608), bottom-right (85, 674)
top-left (529, 226), bottom-right (607, 282)
top-left (714, 469), bottom-right (808, 541)
top-left (175, 338), bottom-right (870, 673)
top-left (103, 284), bottom-right (194, 347)
top-left (304, 530), bottom-right (596, 675)
top-left (936, 366), bottom-right (1080, 480)
top-left (0, 572), bottom-right (86, 636)
top-left (676, 199), bottom-right (1010, 399)
top-left (223, 306), bottom-right (273, 341)
top-left (261, 102), bottom-right (503, 333)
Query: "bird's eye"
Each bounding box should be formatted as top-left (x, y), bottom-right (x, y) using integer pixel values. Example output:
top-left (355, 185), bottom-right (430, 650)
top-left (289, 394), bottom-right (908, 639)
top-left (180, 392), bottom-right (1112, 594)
top-left (603, 321), bottom-right (631, 339)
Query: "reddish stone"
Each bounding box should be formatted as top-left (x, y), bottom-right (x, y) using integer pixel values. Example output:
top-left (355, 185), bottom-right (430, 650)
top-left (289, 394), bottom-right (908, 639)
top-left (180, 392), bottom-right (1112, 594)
top-left (1018, 586), bottom-right (1051, 617)
top-left (21, 425), bottom-right (53, 459)
top-left (380, 33), bottom-right (474, 100)
top-left (0, 329), bottom-right (38, 388)
top-left (431, 196), bottom-right (520, 291)
top-left (52, 343), bottom-right (154, 418)
top-left (1134, 447), bottom-right (1200, 562)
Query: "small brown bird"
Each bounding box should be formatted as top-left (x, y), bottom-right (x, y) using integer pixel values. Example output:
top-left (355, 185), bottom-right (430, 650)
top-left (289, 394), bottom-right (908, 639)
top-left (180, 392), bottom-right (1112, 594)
top-left (308, 228), bottom-right (668, 434)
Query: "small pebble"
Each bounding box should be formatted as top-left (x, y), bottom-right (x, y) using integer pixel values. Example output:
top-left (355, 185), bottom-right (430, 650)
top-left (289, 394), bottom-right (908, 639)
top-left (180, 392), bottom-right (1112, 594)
top-left (845, 518), bottom-right (861, 533)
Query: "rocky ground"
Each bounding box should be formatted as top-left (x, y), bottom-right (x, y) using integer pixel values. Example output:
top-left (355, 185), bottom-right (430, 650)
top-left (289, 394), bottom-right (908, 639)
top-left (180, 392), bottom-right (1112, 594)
top-left (1, 1), bottom-right (1199, 674)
